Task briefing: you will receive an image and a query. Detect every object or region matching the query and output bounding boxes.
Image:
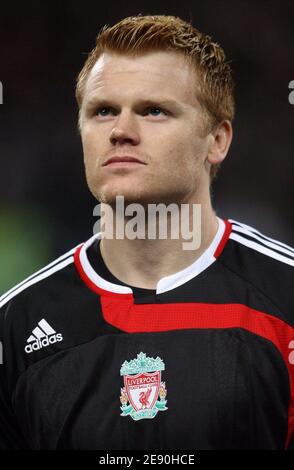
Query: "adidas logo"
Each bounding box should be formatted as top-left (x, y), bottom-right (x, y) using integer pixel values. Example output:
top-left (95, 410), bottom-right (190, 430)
top-left (25, 318), bottom-right (63, 354)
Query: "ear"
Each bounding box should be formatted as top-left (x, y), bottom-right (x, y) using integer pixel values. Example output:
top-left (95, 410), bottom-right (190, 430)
top-left (206, 120), bottom-right (233, 165)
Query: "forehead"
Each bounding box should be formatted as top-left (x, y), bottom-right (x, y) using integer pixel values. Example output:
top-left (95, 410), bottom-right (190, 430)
top-left (84, 51), bottom-right (200, 106)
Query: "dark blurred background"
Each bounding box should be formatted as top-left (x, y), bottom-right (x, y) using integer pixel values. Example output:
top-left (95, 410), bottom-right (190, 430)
top-left (0, 0), bottom-right (293, 294)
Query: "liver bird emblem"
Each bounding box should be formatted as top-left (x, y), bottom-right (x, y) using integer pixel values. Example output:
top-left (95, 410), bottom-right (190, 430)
top-left (139, 388), bottom-right (152, 409)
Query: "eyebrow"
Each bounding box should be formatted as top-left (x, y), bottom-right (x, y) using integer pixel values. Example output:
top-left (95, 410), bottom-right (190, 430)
top-left (84, 97), bottom-right (184, 113)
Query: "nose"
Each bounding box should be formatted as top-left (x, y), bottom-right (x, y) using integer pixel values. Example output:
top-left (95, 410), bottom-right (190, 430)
top-left (109, 111), bottom-right (140, 146)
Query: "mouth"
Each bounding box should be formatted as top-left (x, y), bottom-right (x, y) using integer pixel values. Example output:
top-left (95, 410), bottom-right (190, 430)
top-left (102, 156), bottom-right (146, 167)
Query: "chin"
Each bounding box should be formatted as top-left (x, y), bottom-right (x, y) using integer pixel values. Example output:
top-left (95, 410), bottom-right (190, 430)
top-left (90, 181), bottom-right (178, 207)
top-left (94, 185), bottom-right (149, 206)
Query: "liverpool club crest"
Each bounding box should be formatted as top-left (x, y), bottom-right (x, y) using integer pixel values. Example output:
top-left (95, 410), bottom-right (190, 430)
top-left (120, 352), bottom-right (168, 420)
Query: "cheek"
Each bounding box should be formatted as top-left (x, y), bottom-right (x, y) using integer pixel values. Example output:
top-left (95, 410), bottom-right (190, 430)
top-left (164, 137), bottom-right (199, 170)
top-left (162, 137), bottom-right (206, 184)
top-left (82, 124), bottom-right (105, 151)
top-left (82, 131), bottom-right (95, 154)
top-left (81, 132), bottom-right (91, 159)
top-left (82, 134), bottom-right (100, 170)
top-left (81, 142), bottom-right (98, 181)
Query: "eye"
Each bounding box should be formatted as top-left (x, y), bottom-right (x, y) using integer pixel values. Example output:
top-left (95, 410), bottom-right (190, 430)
top-left (95, 107), bottom-right (115, 117)
top-left (145, 107), bottom-right (167, 117)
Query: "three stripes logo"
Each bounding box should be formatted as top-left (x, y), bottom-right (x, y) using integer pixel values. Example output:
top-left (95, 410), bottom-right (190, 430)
top-left (25, 318), bottom-right (63, 354)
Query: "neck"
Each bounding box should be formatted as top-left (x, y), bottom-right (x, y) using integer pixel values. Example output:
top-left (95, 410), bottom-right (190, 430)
top-left (99, 192), bottom-right (218, 290)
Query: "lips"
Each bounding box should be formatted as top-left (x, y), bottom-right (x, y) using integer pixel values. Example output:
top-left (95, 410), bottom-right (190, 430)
top-left (102, 156), bottom-right (146, 166)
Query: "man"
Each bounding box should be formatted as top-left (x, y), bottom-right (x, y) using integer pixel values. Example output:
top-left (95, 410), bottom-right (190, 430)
top-left (0, 15), bottom-right (293, 450)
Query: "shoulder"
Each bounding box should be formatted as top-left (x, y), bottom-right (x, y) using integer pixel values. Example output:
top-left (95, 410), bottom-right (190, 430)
top-left (0, 238), bottom-right (88, 388)
top-left (221, 218), bottom-right (293, 317)
top-left (0, 241), bottom-right (83, 315)
top-left (0, 235), bottom-right (100, 393)
top-left (228, 219), bottom-right (294, 269)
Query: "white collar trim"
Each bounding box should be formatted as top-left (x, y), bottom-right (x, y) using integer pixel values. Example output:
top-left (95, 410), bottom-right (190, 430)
top-left (156, 217), bottom-right (225, 293)
top-left (78, 217), bottom-right (225, 295)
